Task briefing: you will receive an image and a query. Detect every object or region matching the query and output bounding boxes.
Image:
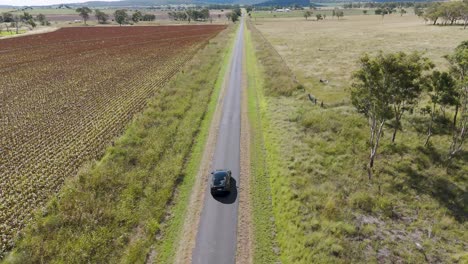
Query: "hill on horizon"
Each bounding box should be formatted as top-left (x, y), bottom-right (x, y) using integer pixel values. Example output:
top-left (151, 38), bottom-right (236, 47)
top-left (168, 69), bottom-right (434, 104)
top-left (3, 0), bottom-right (439, 9)
top-left (8, 0), bottom-right (261, 8)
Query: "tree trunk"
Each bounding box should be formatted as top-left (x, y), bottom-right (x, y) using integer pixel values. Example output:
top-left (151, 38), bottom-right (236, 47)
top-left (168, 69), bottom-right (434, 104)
top-left (425, 110), bottom-right (434, 147)
top-left (449, 124), bottom-right (466, 158)
top-left (368, 120), bottom-right (385, 180)
top-left (424, 103), bottom-right (436, 147)
top-left (433, 18), bottom-right (438, 25)
top-left (367, 158), bottom-right (373, 180)
top-left (440, 106), bottom-right (446, 119)
top-left (453, 104), bottom-right (459, 129)
top-left (449, 87), bottom-right (467, 158)
top-left (424, 129), bottom-right (432, 147)
top-left (392, 125), bottom-right (398, 143)
top-left (392, 106), bottom-right (403, 143)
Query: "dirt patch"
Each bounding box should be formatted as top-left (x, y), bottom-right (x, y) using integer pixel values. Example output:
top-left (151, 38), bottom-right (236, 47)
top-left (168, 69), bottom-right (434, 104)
top-left (236, 35), bottom-right (254, 264)
top-left (173, 53), bottom-right (232, 264)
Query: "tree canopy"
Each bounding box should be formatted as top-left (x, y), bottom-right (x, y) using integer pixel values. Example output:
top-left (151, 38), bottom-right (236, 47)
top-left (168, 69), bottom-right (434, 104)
top-left (76, 7), bottom-right (92, 25)
top-left (168, 9), bottom-right (210, 22)
top-left (446, 41), bottom-right (468, 157)
top-left (423, 1), bottom-right (468, 28)
top-left (95, 9), bottom-right (109, 24)
top-left (114, 9), bottom-right (129, 26)
top-left (350, 52), bottom-right (433, 177)
top-left (132, 10), bottom-right (143, 23)
top-left (36, 13), bottom-right (49, 26)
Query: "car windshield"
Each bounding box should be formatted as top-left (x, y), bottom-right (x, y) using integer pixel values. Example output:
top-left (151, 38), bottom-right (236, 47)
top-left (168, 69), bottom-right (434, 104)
top-left (213, 172), bottom-right (227, 185)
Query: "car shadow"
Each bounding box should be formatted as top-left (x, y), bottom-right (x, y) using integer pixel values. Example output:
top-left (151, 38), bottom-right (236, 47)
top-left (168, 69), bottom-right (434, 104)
top-left (212, 178), bottom-right (238, 204)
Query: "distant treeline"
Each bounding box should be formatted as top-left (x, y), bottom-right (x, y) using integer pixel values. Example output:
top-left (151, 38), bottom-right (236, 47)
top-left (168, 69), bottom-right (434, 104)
top-left (207, 4), bottom-right (241, 10)
top-left (423, 1), bottom-right (468, 28)
top-left (342, 2), bottom-right (432, 9)
top-left (0, 11), bottom-right (49, 30)
top-left (252, 1), bottom-right (432, 10)
top-left (168, 9), bottom-right (210, 21)
top-left (254, 0), bottom-right (310, 8)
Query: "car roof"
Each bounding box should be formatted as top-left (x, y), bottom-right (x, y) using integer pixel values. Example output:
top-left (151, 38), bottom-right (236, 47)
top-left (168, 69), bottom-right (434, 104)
top-left (213, 170), bottom-right (228, 178)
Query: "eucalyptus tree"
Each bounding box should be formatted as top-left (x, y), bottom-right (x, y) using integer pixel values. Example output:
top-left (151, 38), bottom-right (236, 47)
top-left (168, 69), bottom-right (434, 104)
top-left (446, 41), bottom-right (468, 158)
top-left (423, 71), bottom-right (458, 146)
top-left (114, 9), bottom-right (129, 26)
top-left (95, 9), bottom-right (109, 24)
top-left (385, 52), bottom-right (433, 143)
top-left (76, 7), bottom-right (92, 25)
top-left (351, 53), bottom-right (394, 179)
top-left (351, 52), bottom-right (433, 177)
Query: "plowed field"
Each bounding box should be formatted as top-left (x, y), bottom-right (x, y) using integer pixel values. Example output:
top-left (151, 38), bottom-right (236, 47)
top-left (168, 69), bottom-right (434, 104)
top-left (0, 25), bottom-right (225, 255)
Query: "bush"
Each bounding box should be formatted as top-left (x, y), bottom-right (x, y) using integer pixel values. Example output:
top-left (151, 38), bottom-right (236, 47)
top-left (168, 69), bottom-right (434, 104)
top-left (350, 192), bottom-right (375, 213)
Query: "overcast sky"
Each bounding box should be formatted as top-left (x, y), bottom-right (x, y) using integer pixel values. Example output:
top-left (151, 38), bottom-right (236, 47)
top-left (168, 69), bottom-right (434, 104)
top-left (0, 0), bottom-right (118, 6)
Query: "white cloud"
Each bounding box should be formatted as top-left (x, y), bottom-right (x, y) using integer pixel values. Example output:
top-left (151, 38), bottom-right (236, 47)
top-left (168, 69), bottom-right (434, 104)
top-left (0, 0), bottom-right (118, 6)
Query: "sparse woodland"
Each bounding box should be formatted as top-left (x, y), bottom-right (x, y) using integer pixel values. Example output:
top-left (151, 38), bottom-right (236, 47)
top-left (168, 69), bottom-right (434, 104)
top-left (422, 1), bottom-right (468, 28)
top-left (351, 42), bottom-right (467, 178)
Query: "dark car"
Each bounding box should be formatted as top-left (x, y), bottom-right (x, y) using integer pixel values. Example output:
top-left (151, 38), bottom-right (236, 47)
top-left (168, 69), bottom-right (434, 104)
top-left (210, 170), bottom-right (232, 195)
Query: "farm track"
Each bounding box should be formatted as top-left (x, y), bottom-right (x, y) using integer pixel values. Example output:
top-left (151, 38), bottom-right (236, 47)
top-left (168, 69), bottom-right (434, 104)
top-left (0, 25), bottom-right (225, 256)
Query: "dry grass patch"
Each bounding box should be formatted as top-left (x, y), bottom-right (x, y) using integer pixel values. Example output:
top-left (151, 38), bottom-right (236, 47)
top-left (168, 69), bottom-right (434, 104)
top-left (254, 14), bottom-right (467, 103)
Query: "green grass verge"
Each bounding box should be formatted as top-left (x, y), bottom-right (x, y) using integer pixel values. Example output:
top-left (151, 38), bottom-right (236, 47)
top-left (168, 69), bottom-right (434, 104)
top-left (153, 24), bottom-right (238, 264)
top-left (245, 21), bottom-right (279, 264)
top-left (3, 26), bottom-right (232, 264)
top-left (0, 30), bottom-right (26, 36)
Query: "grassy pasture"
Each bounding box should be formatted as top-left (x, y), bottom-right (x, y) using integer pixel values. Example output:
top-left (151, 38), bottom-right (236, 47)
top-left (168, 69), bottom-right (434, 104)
top-left (248, 13), bottom-right (467, 263)
top-left (254, 14), bottom-right (467, 103)
top-left (0, 8), bottom-right (115, 15)
top-left (251, 8), bottom-right (376, 19)
top-left (0, 8), bottom-right (73, 15)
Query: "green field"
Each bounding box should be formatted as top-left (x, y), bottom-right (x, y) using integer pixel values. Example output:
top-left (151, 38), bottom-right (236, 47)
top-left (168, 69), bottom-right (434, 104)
top-left (247, 13), bottom-right (467, 263)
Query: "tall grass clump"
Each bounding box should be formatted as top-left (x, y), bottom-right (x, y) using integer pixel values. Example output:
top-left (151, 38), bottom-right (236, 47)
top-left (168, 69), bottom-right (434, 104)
top-left (248, 23), bottom-right (297, 96)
